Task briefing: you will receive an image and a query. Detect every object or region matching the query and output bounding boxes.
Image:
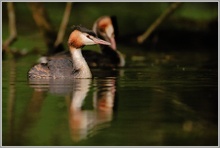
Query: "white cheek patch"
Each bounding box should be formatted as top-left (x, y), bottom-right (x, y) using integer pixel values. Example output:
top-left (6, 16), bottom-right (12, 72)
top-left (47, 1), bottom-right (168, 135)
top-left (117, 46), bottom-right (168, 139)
top-left (80, 33), bottom-right (96, 45)
top-left (105, 25), bottom-right (114, 38)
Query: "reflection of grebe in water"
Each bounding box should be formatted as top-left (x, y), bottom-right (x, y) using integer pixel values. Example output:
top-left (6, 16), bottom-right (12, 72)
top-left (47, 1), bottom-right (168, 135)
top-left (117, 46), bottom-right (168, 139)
top-left (29, 77), bottom-right (118, 142)
top-left (69, 78), bottom-right (117, 142)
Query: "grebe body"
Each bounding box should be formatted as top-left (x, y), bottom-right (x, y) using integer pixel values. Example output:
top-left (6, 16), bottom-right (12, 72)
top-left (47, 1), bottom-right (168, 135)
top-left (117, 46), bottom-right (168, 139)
top-left (28, 26), bottom-right (110, 79)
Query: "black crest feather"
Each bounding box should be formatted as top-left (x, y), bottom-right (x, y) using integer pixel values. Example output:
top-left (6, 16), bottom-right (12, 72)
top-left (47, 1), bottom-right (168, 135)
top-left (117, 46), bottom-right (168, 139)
top-left (71, 25), bottom-right (96, 37)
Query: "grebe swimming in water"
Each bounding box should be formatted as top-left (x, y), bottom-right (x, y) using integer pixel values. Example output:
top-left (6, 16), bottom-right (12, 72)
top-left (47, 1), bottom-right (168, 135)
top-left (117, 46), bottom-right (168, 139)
top-left (84, 16), bottom-right (125, 67)
top-left (39, 16), bottom-right (125, 68)
top-left (28, 26), bottom-right (111, 79)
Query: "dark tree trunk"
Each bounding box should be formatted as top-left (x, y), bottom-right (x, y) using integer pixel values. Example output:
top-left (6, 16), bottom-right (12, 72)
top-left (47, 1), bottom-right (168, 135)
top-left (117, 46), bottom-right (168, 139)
top-left (3, 2), bottom-right (17, 52)
top-left (28, 2), bottom-right (65, 55)
top-left (137, 2), bottom-right (182, 44)
top-left (55, 2), bottom-right (72, 48)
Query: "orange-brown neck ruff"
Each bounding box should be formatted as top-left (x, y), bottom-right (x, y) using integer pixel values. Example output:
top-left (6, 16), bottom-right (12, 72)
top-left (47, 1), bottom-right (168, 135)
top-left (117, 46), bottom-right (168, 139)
top-left (98, 17), bottom-right (112, 32)
top-left (68, 30), bottom-right (84, 49)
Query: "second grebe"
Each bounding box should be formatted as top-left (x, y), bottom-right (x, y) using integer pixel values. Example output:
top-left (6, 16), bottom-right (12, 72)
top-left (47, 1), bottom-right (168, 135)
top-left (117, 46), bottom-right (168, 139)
top-left (85, 15), bottom-right (125, 67)
top-left (28, 26), bottom-right (110, 79)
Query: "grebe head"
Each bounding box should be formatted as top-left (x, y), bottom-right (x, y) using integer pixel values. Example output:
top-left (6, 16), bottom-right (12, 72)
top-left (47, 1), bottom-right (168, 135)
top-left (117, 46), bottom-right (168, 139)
top-left (93, 16), bottom-right (117, 50)
top-left (68, 26), bottom-right (111, 49)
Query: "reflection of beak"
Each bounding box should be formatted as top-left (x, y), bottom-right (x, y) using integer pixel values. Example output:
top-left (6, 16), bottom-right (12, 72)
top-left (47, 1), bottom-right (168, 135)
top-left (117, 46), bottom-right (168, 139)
top-left (92, 36), bottom-right (111, 46)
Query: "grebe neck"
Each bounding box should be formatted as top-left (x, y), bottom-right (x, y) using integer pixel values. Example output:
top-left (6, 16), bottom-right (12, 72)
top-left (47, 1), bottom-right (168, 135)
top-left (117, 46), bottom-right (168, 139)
top-left (70, 47), bottom-right (92, 78)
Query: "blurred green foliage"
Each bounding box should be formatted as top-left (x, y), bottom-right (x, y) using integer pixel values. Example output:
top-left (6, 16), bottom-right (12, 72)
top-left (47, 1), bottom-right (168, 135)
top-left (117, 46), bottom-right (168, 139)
top-left (2, 2), bottom-right (218, 53)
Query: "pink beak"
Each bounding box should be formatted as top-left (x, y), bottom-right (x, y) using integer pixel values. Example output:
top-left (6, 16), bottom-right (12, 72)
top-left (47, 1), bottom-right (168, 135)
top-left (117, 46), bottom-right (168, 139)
top-left (109, 37), bottom-right (116, 50)
top-left (92, 37), bottom-right (111, 46)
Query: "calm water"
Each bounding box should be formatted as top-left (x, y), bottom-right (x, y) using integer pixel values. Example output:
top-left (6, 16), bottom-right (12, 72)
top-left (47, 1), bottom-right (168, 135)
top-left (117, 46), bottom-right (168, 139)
top-left (2, 48), bottom-right (218, 146)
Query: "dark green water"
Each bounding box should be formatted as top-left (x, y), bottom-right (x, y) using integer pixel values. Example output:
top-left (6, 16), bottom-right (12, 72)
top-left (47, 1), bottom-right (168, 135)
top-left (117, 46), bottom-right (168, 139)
top-left (2, 48), bottom-right (218, 146)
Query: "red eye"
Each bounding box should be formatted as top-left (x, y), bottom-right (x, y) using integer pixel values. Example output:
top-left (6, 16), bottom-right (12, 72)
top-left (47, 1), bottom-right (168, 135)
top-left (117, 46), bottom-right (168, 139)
top-left (87, 35), bottom-right (91, 39)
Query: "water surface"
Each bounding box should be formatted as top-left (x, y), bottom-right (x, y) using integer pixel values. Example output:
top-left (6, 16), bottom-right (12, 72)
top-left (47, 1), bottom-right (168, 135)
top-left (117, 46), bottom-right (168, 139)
top-left (2, 48), bottom-right (218, 146)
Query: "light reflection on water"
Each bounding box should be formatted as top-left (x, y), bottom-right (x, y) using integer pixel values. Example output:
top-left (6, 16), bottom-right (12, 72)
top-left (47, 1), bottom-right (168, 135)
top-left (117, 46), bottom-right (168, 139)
top-left (2, 50), bottom-right (218, 146)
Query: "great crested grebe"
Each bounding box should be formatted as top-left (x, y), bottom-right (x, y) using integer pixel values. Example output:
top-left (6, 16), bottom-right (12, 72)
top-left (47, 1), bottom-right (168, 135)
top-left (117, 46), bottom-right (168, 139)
top-left (39, 16), bottom-right (125, 68)
top-left (28, 26), bottom-right (111, 79)
top-left (84, 15), bottom-right (125, 67)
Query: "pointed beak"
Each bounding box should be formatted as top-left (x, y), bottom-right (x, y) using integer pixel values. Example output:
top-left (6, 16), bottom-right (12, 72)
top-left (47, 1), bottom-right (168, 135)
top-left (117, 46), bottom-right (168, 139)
top-left (109, 37), bottom-right (116, 50)
top-left (104, 25), bottom-right (117, 50)
top-left (92, 37), bottom-right (111, 46)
